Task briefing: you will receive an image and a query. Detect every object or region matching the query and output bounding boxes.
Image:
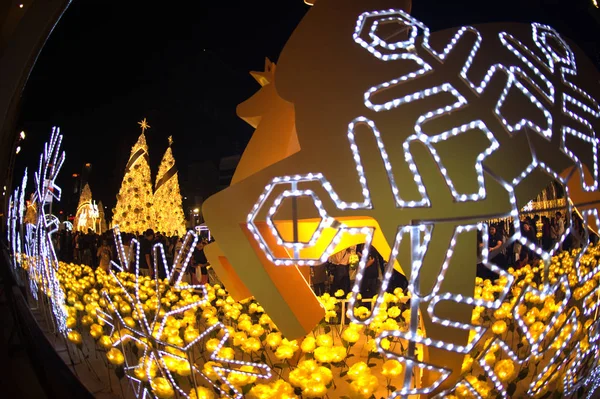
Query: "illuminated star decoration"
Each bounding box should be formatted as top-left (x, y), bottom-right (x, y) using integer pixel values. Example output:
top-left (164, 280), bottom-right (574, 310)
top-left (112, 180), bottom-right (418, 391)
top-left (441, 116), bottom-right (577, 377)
top-left (104, 227), bottom-right (271, 399)
top-left (138, 118), bottom-right (151, 134)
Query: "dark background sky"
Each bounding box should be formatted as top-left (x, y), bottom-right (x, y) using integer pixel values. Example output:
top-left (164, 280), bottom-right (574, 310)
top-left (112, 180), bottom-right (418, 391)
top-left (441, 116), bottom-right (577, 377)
top-left (12, 0), bottom-right (599, 217)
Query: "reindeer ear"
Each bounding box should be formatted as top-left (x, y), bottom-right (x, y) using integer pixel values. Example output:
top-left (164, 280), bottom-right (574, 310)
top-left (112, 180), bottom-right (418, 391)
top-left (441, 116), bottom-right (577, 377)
top-left (250, 58), bottom-right (276, 87)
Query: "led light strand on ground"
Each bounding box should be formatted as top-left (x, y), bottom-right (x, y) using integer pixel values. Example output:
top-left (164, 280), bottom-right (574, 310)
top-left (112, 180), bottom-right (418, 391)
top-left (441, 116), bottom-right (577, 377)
top-left (527, 309), bottom-right (578, 396)
top-left (562, 319), bottom-right (600, 396)
top-left (425, 225), bottom-right (515, 353)
top-left (376, 328), bottom-right (451, 397)
top-left (512, 276), bottom-right (571, 355)
top-left (477, 337), bottom-right (527, 399)
top-left (106, 229), bottom-right (271, 399)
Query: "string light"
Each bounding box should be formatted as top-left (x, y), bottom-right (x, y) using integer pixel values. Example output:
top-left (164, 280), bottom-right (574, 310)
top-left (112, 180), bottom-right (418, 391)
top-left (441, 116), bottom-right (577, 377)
top-left (105, 228), bottom-right (272, 398)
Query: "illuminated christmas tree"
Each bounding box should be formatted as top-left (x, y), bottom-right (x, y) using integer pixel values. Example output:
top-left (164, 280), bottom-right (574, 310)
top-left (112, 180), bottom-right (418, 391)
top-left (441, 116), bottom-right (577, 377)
top-left (111, 119), bottom-right (154, 233)
top-left (97, 200), bottom-right (108, 233)
top-left (153, 136), bottom-right (186, 236)
top-left (74, 183), bottom-right (98, 232)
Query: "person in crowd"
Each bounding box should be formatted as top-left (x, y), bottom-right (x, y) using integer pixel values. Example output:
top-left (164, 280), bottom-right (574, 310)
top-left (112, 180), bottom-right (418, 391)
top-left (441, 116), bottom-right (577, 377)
top-left (328, 246), bottom-right (354, 295)
top-left (541, 216), bottom-right (552, 251)
top-left (192, 238), bottom-right (210, 285)
top-left (311, 263), bottom-right (328, 296)
top-left (488, 224), bottom-right (505, 269)
top-left (139, 229), bottom-right (155, 277)
top-left (356, 243), bottom-right (381, 299)
top-left (515, 221), bottom-right (536, 269)
top-left (551, 211), bottom-right (565, 248)
top-left (154, 232), bottom-right (168, 279)
top-left (96, 239), bottom-right (113, 272)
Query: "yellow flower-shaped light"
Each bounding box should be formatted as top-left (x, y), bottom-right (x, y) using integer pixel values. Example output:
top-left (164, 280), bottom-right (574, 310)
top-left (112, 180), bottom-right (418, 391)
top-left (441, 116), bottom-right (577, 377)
top-left (349, 373), bottom-right (379, 399)
top-left (206, 338), bottom-right (220, 352)
top-left (242, 337), bottom-right (262, 354)
top-left (248, 324), bottom-right (265, 338)
top-left (387, 306), bottom-right (401, 318)
top-left (227, 365), bottom-right (258, 387)
top-left (275, 343), bottom-right (296, 360)
top-left (66, 316), bottom-right (77, 329)
top-left (313, 346), bottom-right (334, 363)
top-left (202, 361), bottom-right (222, 381)
top-left (302, 382), bottom-right (328, 398)
top-left (151, 377), bottom-right (175, 399)
top-left (238, 318), bottom-right (253, 332)
top-left (176, 359), bottom-right (191, 377)
top-left (264, 331), bottom-right (280, 348)
top-left (484, 352), bottom-right (496, 367)
top-left (342, 327), bottom-right (360, 343)
top-left (67, 330), bottom-right (82, 346)
top-left (248, 383), bottom-right (275, 399)
top-left (461, 355), bottom-right (474, 373)
top-left (330, 345), bottom-right (347, 362)
top-left (348, 361), bottom-right (369, 380)
top-left (97, 335), bottom-right (112, 349)
top-left (189, 386), bottom-right (215, 399)
top-left (90, 323), bottom-right (103, 339)
top-left (301, 336), bottom-right (316, 353)
top-left (316, 334), bottom-right (333, 348)
top-left (491, 320), bottom-right (507, 335)
top-left (106, 348), bottom-right (125, 366)
top-left (184, 328), bottom-right (199, 344)
top-left (381, 359), bottom-right (403, 378)
top-left (334, 289), bottom-right (345, 298)
top-left (494, 359), bottom-right (516, 382)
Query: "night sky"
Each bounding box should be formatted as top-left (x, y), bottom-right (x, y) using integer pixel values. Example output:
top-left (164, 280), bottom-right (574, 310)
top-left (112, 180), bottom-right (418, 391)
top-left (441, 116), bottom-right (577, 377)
top-left (12, 0), bottom-right (599, 216)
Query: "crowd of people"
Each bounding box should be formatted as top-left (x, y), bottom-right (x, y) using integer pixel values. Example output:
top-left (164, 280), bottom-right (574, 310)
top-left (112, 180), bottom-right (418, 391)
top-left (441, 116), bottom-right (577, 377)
top-left (311, 243), bottom-right (408, 300)
top-left (50, 210), bottom-right (593, 302)
top-left (53, 228), bottom-right (211, 284)
top-left (477, 211), bottom-right (595, 280)
top-left (315, 211), bottom-right (597, 300)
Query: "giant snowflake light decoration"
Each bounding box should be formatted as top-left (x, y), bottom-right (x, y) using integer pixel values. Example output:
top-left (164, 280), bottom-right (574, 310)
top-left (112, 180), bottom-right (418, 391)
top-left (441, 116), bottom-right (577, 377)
top-left (202, 1), bottom-right (600, 397)
top-left (102, 227), bottom-right (271, 399)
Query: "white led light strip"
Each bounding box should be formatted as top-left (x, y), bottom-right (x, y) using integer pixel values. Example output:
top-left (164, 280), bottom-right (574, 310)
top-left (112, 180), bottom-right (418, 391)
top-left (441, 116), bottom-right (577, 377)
top-left (105, 228), bottom-right (271, 399)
